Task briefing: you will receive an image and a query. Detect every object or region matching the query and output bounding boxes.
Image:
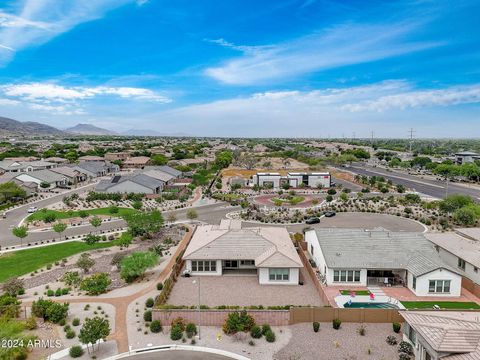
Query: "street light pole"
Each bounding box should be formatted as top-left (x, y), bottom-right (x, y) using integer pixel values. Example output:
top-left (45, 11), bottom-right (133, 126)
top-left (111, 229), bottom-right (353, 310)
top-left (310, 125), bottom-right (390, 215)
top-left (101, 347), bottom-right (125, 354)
top-left (193, 277), bottom-right (201, 340)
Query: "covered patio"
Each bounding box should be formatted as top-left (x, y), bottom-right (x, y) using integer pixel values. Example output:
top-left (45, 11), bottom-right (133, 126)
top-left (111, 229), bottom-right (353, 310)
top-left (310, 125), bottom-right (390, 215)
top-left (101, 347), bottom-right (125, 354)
top-left (366, 269), bottom-right (406, 287)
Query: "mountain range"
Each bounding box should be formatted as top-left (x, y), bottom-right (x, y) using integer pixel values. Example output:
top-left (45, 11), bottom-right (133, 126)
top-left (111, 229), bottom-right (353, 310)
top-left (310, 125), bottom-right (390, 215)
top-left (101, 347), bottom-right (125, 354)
top-left (0, 116), bottom-right (190, 137)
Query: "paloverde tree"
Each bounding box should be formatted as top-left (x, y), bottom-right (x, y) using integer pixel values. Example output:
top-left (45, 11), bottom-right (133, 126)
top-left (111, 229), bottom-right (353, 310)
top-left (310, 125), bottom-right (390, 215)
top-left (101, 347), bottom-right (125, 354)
top-left (89, 217), bottom-right (102, 234)
top-left (12, 226), bottom-right (28, 247)
top-left (79, 316), bottom-right (110, 354)
top-left (120, 251), bottom-right (158, 283)
top-left (186, 208), bottom-right (198, 221)
top-left (52, 222), bottom-right (68, 241)
top-left (124, 210), bottom-right (163, 237)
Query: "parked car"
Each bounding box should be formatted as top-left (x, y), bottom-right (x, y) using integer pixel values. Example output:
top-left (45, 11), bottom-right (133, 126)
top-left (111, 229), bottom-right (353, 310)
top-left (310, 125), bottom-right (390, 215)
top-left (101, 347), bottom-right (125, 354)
top-left (27, 206), bottom-right (38, 213)
top-left (305, 217), bottom-right (320, 224)
top-left (324, 211), bottom-right (336, 218)
top-left (2, 213), bottom-right (6, 219)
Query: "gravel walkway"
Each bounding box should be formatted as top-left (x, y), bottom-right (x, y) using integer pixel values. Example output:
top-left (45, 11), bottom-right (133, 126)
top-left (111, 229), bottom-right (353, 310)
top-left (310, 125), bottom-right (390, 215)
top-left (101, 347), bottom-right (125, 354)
top-left (274, 323), bottom-right (403, 360)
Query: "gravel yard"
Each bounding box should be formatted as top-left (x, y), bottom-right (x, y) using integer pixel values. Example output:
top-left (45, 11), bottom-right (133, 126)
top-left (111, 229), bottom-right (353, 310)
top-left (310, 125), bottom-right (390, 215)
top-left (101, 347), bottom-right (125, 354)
top-left (168, 268), bottom-right (322, 307)
top-left (274, 322), bottom-right (403, 360)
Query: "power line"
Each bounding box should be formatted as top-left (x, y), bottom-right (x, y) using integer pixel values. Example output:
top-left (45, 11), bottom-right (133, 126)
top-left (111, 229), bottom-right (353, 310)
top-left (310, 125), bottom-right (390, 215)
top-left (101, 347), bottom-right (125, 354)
top-left (408, 128), bottom-right (416, 153)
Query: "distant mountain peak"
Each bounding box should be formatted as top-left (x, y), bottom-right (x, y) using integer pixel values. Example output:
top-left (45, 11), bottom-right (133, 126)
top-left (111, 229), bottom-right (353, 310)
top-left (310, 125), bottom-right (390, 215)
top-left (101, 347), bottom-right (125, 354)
top-left (66, 123), bottom-right (117, 135)
top-left (0, 116), bottom-right (64, 136)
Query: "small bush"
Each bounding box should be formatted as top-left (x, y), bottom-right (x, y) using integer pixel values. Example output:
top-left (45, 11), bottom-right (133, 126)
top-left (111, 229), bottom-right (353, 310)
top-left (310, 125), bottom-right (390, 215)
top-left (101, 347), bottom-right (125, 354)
top-left (171, 317), bottom-right (186, 331)
top-left (250, 325), bottom-right (262, 338)
top-left (66, 329), bottom-right (76, 339)
top-left (313, 322), bottom-right (320, 333)
top-left (248, 340), bottom-right (255, 346)
top-left (25, 316), bottom-right (37, 330)
top-left (392, 322), bottom-right (401, 333)
top-left (47, 289), bottom-right (54, 297)
top-left (261, 324), bottom-right (271, 336)
top-left (58, 318), bottom-right (66, 326)
top-left (150, 320), bottom-right (162, 333)
top-left (55, 288), bottom-right (62, 297)
top-left (265, 330), bottom-right (276, 343)
top-left (185, 323), bottom-right (197, 338)
top-left (399, 354), bottom-right (412, 360)
top-left (386, 335), bottom-right (398, 345)
top-left (145, 298), bottom-right (155, 308)
top-left (398, 341), bottom-right (414, 356)
top-left (69, 345), bottom-right (84, 358)
top-left (143, 310), bottom-right (152, 322)
top-left (170, 325), bottom-right (183, 340)
top-left (72, 318), bottom-right (80, 326)
top-left (156, 282), bottom-right (163, 290)
top-left (332, 318), bottom-right (341, 330)
top-left (357, 324), bottom-right (366, 336)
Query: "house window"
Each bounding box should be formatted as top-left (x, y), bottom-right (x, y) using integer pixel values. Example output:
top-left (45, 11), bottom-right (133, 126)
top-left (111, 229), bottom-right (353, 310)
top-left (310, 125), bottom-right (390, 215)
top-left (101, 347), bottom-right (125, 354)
top-left (429, 280), bottom-right (451, 293)
top-left (458, 258), bottom-right (466, 271)
top-left (405, 324), bottom-right (416, 345)
top-left (333, 270), bottom-right (360, 283)
top-left (475, 267), bottom-right (478, 273)
top-left (412, 276), bottom-right (416, 290)
top-left (191, 261), bottom-right (216, 272)
top-left (240, 260), bottom-right (255, 266)
top-left (269, 268), bottom-right (289, 281)
top-left (310, 244), bottom-right (314, 256)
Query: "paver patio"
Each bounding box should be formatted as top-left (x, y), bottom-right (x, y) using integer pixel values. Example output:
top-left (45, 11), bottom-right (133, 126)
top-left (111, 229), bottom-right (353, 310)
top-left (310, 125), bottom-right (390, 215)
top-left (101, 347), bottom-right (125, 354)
top-left (168, 267), bottom-right (323, 307)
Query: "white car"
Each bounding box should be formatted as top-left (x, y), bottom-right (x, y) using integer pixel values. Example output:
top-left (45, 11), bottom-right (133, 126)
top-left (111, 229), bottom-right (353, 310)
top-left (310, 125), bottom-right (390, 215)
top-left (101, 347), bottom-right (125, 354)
top-left (27, 206), bottom-right (38, 213)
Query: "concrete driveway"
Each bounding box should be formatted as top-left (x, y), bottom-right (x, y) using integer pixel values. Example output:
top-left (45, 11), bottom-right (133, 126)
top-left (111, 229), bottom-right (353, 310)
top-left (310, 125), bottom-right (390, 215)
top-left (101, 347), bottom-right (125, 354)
top-left (120, 350), bottom-right (241, 360)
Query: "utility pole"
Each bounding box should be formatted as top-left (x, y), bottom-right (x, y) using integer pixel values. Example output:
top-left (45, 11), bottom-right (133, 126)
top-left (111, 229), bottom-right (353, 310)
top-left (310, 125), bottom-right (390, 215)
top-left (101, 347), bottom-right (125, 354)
top-left (352, 132), bottom-right (356, 141)
top-left (408, 128), bottom-right (415, 153)
top-left (371, 131), bottom-right (375, 144)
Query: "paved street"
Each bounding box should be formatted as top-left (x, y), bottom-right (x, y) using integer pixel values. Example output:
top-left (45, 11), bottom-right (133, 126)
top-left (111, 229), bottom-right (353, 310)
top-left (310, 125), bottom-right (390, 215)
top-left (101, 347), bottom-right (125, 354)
top-left (121, 350), bottom-right (239, 360)
top-left (0, 201), bottom-right (238, 248)
top-left (347, 165), bottom-right (480, 200)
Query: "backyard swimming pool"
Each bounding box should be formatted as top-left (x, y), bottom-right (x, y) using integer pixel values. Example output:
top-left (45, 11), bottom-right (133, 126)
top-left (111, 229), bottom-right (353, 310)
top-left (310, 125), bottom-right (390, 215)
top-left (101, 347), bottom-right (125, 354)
top-left (343, 302), bottom-right (400, 309)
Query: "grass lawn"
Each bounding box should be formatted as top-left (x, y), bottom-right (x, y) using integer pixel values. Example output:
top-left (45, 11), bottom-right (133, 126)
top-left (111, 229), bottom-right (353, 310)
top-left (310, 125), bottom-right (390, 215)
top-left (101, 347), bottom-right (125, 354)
top-left (26, 207), bottom-right (137, 222)
top-left (340, 290), bottom-right (371, 296)
top-left (272, 196), bottom-right (305, 205)
top-left (401, 301), bottom-right (480, 310)
top-left (0, 240), bottom-right (118, 282)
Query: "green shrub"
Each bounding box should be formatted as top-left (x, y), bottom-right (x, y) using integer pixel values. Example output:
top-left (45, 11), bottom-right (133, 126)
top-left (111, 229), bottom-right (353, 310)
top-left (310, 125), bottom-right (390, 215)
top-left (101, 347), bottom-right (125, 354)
top-left (72, 318), bottom-right (80, 327)
top-left (69, 345), bottom-right (84, 358)
top-left (332, 318), bottom-right (341, 330)
top-left (47, 289), bottom-right (54, 297)
top-left (265, 330), bottom-right (276, 342)
top-left (80, 273), bottom-right (111, 295)
top-left (145, 298), bottom-right (154, 308)
top-left (392, 322), bottom-right (401, 333)
top-left (185, 323), bottom-right (197, 338)
top-left (24, 316), bottom-right (37, 330)
top-left (156, 282), bottom-right (163, 290)
top-left (171, 317), bottom-right (186, 331)
top-left (150, 320), bottom-right (162, 333)
top-left (32, 299), bottom-right (69, 324)
top-left (250, 325), bottom-right (262, 339)
top-left (66, 329), bottom-right (76, 339)
top-left (386, 335), bottom-right (398, 345)
top-left (143, 310), bottom-right (152, 322)
top-left (313, 322), bottom-right (320, 332)
top-left (170, 325), bottom-right (183, 340)
top-left (55, 288), bottom-right (62, 297)
top-left (261, 324), bottom-right (271, 336)
top-left (222, 310), bottom-right (255, 335)
top-left (58, 318), bottom-right (66, 326)
top-left (398, 341), bottom-right (414, 356)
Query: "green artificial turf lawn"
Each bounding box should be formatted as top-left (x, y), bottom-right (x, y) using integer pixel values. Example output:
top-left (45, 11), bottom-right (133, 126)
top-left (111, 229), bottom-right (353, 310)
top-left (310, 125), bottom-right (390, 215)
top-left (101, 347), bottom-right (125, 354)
top-left (0, 241), bottom-right (118, 282)
top-left (340, 290), bottom-right (371, 296)
top-left (401, 301), bottom-right (480, 309)
top-left (26, 207), bottom-right (137, 222)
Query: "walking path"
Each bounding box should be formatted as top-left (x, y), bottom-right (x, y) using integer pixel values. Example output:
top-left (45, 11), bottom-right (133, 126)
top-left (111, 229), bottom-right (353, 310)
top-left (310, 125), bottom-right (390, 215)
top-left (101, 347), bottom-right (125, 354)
top-left (26, 225), bottom-right (194, 354)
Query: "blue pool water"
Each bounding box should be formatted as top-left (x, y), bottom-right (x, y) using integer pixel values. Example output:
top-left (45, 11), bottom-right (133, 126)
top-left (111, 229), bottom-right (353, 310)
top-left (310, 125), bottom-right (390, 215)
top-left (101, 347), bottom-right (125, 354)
top-left (343, 302), bottom-right (399, 309)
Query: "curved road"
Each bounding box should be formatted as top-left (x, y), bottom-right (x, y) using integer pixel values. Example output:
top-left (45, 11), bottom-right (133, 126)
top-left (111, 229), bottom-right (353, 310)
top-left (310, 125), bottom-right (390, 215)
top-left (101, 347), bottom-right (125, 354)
top-left (120, 350), bottom-right (241, 360)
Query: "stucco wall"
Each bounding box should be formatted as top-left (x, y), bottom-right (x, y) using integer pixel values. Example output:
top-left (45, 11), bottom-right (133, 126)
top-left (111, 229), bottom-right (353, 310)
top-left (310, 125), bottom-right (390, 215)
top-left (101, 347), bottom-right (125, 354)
top-left (408, 268), bottom-right (462, 297)
top-left (436, 247), bottom-right (480, 284)
top-left (185, 259), bottom-right (223, 276)
top-left (258, 268), bottom-right (299, 285)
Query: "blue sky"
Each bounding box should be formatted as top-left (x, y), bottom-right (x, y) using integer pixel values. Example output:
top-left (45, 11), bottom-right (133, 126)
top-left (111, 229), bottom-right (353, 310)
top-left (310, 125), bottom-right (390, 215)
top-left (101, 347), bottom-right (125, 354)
top-left (0, 0), bottom-right (479, 137)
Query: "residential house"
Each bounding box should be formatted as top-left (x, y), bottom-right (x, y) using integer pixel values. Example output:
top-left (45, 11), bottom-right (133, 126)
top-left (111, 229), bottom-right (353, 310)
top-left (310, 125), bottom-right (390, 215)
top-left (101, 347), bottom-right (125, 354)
top-left (0, 159), bottom-right (57, 174)
top-left (104, 152), bottom-right (130, 162)
top-left (183, 220), bottom-right (303, 285)
top-left (305, 228), bottom-right (462, 297)
top-left (74, 161), bottom-right (119, 178)
top-left (45, 157), bottom-right (68, 165)
top-left (95, 173), bottom-right (164, 194)
top-left (426, 229), bottom-right (480, 286)
top-left (78, 155), bottom-right (104, 162)
top-left (402, 311), bottom-right (480, 360)
top-left (14, 169), bottom-right (68, 189)
top-left (123, 156), bottom-right (151, 169)
top-left (50, 166), bottom-right (87, 185)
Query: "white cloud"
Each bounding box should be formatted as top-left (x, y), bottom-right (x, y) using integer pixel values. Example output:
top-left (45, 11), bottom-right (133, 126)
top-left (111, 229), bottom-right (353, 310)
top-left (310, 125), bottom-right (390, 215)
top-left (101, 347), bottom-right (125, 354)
top-left (205, 22), bottom-right (442, 85)
top-left (0, 82), bottom-right (171, 115)
top-left (0, 0), bottom-right (134, 64)
top-left (342, 85), bottom-right (480, 112)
